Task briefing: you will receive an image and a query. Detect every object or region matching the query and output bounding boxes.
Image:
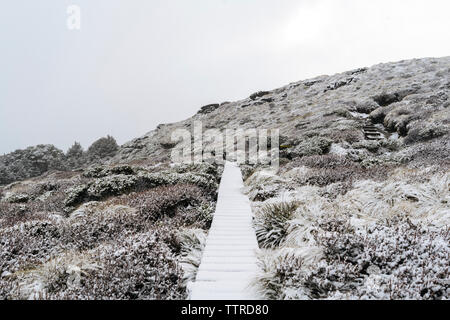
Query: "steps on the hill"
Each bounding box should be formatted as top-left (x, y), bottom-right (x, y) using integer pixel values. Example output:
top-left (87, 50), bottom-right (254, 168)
top-left (363, 123), bottom-right (385, 140)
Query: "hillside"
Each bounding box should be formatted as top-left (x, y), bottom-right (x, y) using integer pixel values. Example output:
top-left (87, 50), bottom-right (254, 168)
top-left (0, 57), bottom-right (449, 300)
top-left (113, 57), bottom-right (449, 170)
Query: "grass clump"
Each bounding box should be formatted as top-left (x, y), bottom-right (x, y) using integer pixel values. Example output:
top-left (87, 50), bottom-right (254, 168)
top-left (254, 201), bottom-right (299, 249)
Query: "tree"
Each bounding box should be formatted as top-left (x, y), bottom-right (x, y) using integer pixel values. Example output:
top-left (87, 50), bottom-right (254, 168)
top-left (87, 135), bottom-right (119, 161)
top-left (66, 142), bottom-right (85, 168)
top-left (67, 142), bottom-right (83, 158)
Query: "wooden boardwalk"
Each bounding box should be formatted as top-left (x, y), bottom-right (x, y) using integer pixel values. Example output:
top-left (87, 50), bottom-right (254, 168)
top-left (190, 161), bottom-right (261, 300)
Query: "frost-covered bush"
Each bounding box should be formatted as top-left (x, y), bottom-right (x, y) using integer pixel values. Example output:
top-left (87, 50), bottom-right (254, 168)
top-left (253, 167), bottom-right (449, 300)
top-left (2, 230), bottom-right (185, 300)
top-left (3, 251), bottom-right (99, 300)
top-left (87, 175), bottom-right (138, 200)
top-left (290, 136), bottom-right (333, 158)
top-left (113, 184), bottom-right (206, 222)
top-left (174, 201), bottom-right (215, 230)
top-left (400, 138), bottom-right (450, 167)
top-left (0, 145), bottom-right (66, 185)
top-left (173, 228), bottom-right (207, 287)
top-left (0, 181), bottom-right (215, 299)
top-left (64, 169), bottom-right (219, 209)
top-left (62, 205), bottom-right (145, 250)
top-left (404, 122), bottom-right (448, 145)
top-left (244, 170), bottom-right (287, 202)
top-left (255, 251), bottom-right (306, 299)
top-left (66, 231), bottom-right (185, 300)
top-left (256, 216), bottom-right (449, 300)
top-left (64, 184), bottom-right (89, 207)
top-left (312, 217), bottom-right (449, 300)
top-left (0, 218), bottom-right (64, 275)
top-left (82, 165), bottom-right (136, 178)
top-left (254, 202), bottom-right (299, 249)
top-left (353, 140), bottom-right (381, 153)
top-left (330, 129), bottom-right (363, 144)
top-left (286, 154), bottom-right (350, 169)
top-left (284, 154), bottom-right (395, 191)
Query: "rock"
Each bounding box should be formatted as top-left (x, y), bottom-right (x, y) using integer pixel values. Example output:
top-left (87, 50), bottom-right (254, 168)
top-left (198, 104), bottom-right (220, 115)
top-left (4, 193), bottom-right (29, 204)
top-left (250, 91), bottom-right (270, 100)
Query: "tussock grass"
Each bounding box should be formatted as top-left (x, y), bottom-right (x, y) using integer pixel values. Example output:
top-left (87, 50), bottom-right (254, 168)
top-left (254, 201), bottom-right (299, 249)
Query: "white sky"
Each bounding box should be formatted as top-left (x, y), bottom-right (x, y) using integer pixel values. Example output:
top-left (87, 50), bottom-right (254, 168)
top-left (1, 0), bottom-right (450, 154)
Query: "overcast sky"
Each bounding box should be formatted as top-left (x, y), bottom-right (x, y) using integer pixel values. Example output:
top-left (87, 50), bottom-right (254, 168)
top-left (1, 0), bottom-right (450, 155)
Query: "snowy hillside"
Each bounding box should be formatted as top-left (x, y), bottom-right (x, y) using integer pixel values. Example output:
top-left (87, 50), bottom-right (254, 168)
top-left (0, 57), bottom-right (449, 300)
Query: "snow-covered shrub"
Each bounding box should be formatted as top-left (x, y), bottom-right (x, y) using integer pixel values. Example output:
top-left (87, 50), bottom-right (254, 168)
top-left (400, 137), bottom-right (450, 167)
top-left (0, 182), bottom-right (214, 299)
top-left (252, 165), bottom-right (449, 300)
top-left (335, 171), bottom-right (450, 226)
top-left (64, 169), bottom-right (219, 209)
top-left (174, 201), bottom-right (215, 230)
top-left (62, 204), bottom-right (144, 250)
top-left (4, 251), bottom-right (99, 300)
top-left (254, 201), bottom-right (299, 248)
top-left (282, 154), bottom-right (396, 192)
top-left (255, 250), bottom-right (305, 299)
top-left (3, 230), bottom-right (186, 300)
top-left (113, 184), bottom-right (206, 222)
top-left (87, 174), bottom-right (138, 200)
top-left (290, 136), bottom-right (333, 158)
top-left (82, 165), bottom-right (136, 178)
top-left (172, 162), bottom-right (223, 182)
top-left (0, 145), bottom-right (67, 185)
top-left (405, 122), bottom-right (448, 145)
top-left (240, 165), bottom-right (257, 181)
top-left (312, 217), bottom-right (449, 300)
top-left (330, 129), bottom-right (363, 144)
top-left (174, 228), bottom-right (207, 288)
top-left (0, 218), bottom-right (64, 276)
top-left (256, 215), bottom-right (449, 300)
top-left (287, 154), bottom-right (350, 170)
top-left (0, 203), bottom-right (54, 229)
top-left (245, 170), bottom-right (287, 202)
top-left (70, 230), bottom-right (185, 300)
top-left (353, 140), bottom-right (381, 153)
top-left (64, 184), bottom-right (89, 207)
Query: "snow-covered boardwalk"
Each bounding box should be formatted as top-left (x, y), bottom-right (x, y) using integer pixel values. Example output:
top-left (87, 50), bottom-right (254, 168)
top-left (190, 161), bottom-right (261, 300)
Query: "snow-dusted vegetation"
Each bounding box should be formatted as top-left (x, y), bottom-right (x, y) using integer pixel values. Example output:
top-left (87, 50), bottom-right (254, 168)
top-left (246, 161), bottom-right (449, 299)
top-left (0, 163), bottom-right (221, 299)
top-left (1, 57), bottom-right (449, 300)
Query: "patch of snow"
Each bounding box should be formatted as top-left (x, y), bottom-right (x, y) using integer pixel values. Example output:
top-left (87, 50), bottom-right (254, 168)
top-left (330, 143), bottom-right (349, 156)
top-left (349, 111), bottom-right (370, 119)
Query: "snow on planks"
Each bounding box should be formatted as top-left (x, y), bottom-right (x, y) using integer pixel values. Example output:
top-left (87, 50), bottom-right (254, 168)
top-left (190, 161), bottom-right (261, 300)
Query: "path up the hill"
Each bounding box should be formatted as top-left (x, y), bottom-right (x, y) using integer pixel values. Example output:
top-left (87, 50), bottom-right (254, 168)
top-left (190, 161), bottom-right (261, 300)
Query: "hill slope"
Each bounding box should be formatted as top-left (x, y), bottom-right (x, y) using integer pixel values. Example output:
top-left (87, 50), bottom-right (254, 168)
top-left (113, 56), bottom-right (450, 169)
top-left (0, 57), bottom-right (449, 300)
